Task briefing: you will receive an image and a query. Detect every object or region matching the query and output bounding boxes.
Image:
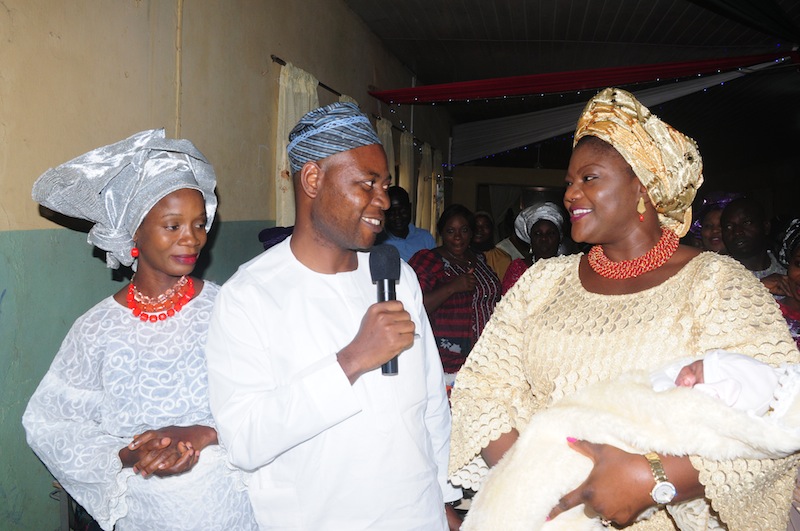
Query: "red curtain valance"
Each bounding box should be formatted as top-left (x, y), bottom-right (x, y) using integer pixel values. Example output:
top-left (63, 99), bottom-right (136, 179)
top-left (369, 52), bottom-right (798, 105)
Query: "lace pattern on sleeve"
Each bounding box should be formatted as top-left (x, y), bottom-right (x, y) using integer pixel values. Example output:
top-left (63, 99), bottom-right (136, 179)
top-left (691, 453), bottom-right (799, 530)
top-left (448, 260), bottom-right (564, 488)
top-left (23, 284), bottom-right (256, 530)
top-left (689, 255), bottom-right (800, 529)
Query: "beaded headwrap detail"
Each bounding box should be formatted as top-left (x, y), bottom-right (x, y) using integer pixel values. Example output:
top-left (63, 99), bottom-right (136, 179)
top-left (287, 102), bottom-right (382, 175)
top-left (32, 129), bottom-right (217, 269)
top-left (574, 88), bottom-right (703, 237)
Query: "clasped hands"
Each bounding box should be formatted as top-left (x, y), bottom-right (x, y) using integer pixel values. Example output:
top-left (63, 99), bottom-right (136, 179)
top-left (119, 425), bottom-right (217, 478)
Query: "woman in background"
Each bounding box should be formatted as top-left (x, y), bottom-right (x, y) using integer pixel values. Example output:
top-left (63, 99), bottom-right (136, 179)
top-left (409, 204), bottom-right (501, 394)
top-left (23, 130), bottom-right (257, 531)
top-left (471, 211), bottom-right (496, 254)
top-left (472, 211), bottom-right (510, 279)
top-left (689, 192), bottom-right (741, 253)
top-left (500, 201), bottom-right (566, 294)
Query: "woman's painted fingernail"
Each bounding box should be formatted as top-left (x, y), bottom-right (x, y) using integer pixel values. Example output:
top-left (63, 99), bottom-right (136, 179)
top-left (545, 516), bottom-right (552, 521)
top-left (566, 437), bottom-right (577, 444)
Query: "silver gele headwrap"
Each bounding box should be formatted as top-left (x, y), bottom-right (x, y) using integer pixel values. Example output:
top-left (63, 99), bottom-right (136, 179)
top-left (287, 102), bottom-right (381, 174)
top-left (32, 129), bottom-right (217, 269)
top-left (780, 218), bottom-right (800, 268)
top-left (514, 202), bottom-right (566, 244)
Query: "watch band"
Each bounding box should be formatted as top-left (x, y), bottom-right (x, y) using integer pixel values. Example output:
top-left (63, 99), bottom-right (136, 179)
top-left (644, 451), bottom-right (677, 504)
top-left (644, 452), bottom-right (668, 483)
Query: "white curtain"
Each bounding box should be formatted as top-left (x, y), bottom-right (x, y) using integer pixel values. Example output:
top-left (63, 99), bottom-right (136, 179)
top-left (398, 131), bottom-right (415, 197)
top-left (415, 143), bottom-right (433, 233)
top-left (451, 58), bottom-right (782, 165)
top-left (489, 185), bottom-right (523, 239)
top-left (338, 94), bottom-right (359, 105)
top-left (274, 63), bottom-right (319, 226)
top-left (431, 149), bottom-right (443, 240)
top-left (376, 119), bottom-right (396, 181)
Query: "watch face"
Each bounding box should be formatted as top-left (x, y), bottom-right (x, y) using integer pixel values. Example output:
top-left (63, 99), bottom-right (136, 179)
top-left (652, 482), bottom-right (677, 504)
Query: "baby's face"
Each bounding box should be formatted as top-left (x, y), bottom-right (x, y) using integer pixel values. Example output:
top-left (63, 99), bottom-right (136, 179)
top-left (675, 360), bottom-right (704, 387)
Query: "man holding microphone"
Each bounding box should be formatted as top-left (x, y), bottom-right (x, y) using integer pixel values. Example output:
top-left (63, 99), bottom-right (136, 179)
top-left (205, 102), bottom-right (461, 530)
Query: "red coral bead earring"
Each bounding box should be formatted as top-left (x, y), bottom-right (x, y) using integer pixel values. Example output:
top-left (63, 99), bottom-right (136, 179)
top-left (637, 197), bottom-right (646, 222)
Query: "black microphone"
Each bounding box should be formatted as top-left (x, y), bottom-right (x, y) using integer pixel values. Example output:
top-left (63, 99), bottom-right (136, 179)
top-left (369, 244), bottom-right (402, 375)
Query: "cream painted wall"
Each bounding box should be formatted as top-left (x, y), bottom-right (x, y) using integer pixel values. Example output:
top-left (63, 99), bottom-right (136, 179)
top-left (0, 0), bottom-right (177, 231)
top-left (2, 0), bottom-right (452, 232)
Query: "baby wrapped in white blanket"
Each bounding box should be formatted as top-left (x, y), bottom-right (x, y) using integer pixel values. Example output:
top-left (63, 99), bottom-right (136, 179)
top-left (461, 350), bottom-right (800, 530)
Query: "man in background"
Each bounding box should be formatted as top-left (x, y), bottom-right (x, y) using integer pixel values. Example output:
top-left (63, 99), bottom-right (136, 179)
top-left (379, 185), bottom-right (435, 261)
top-left (721, 197), bottom-right (786, 295)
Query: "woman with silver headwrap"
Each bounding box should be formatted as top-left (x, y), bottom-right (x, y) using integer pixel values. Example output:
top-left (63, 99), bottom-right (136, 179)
top-left (449, 88), bottom-right (800, 530)
top-left (500, 201), bottom-right (567, 294)
top-left (22, 130), bottom-right (257, 531)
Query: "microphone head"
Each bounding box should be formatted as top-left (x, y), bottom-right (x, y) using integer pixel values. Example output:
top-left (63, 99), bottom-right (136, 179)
top-left (369, 244), bottom-right (401, 282)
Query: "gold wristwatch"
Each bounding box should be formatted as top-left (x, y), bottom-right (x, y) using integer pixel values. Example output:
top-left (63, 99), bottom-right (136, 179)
top-left (644, 452), bottom-right (676, 504)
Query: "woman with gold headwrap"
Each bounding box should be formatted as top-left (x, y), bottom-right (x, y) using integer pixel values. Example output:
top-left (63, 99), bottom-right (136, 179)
top-left (448, 88), bottom-right (800, 530)
top-left (22, 130), bottom-right (257, 531)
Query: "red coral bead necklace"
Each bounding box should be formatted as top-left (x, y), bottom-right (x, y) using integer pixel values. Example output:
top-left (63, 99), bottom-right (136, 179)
top-left (587, 227), bottom-right (679, 280)
top-left (126, 275), bottom-right (195, 322)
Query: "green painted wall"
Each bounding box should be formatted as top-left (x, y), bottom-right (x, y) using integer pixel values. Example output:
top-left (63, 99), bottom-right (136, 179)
top-left (0, 219), bottom-right (268, 530)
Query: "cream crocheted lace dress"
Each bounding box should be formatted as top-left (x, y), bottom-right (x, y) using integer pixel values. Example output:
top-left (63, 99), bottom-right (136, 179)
top-left (450, 253), bottom-right (800, 530)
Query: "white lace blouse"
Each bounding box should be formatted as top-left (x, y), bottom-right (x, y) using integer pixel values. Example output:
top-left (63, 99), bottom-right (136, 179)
top-left (23, 282), bottom-right (257, 531)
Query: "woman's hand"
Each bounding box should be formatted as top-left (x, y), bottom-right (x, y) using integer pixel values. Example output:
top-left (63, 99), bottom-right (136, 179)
top-left (547, 439), bottom-right (702, 527)
top-left (119, 425), bottom-right (218, 478)
top-left (451, 269), bottom-right (476, 294)
top-left (547, 440), bottom-right (657, 526)
top-left (422, 268), bottom-right (477, 313)
top-left (762, 273), bottom-right (791, 297)
top-left (122, 436), bottom-right (198, 478)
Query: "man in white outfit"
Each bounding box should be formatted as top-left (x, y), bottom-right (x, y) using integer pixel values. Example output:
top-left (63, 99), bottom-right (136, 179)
top-left (205, 102), bottom-right (461, 530)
